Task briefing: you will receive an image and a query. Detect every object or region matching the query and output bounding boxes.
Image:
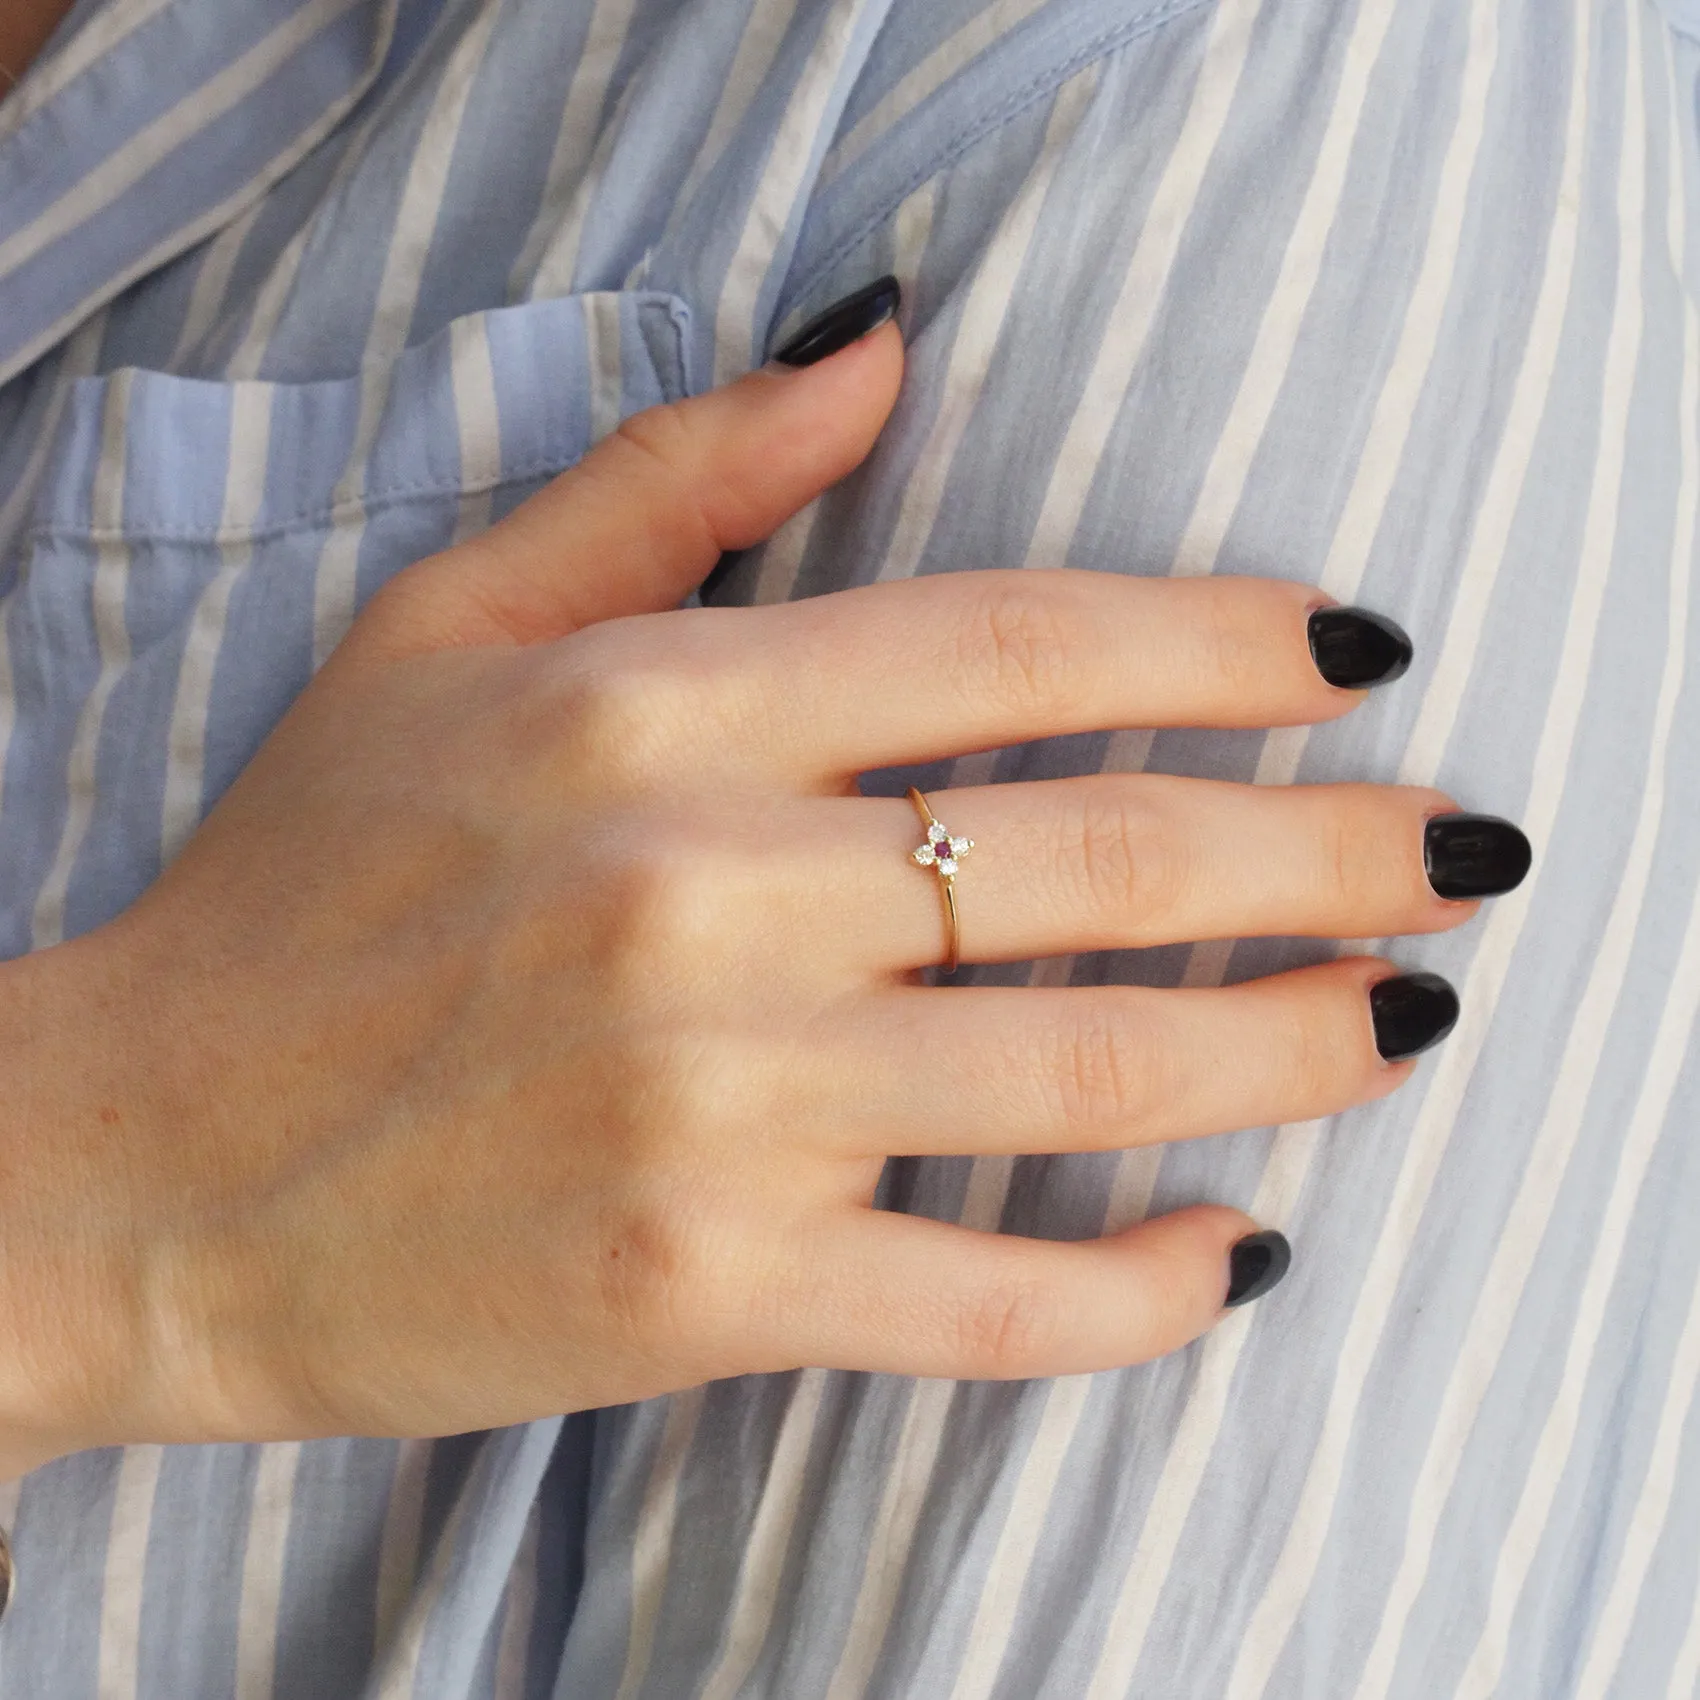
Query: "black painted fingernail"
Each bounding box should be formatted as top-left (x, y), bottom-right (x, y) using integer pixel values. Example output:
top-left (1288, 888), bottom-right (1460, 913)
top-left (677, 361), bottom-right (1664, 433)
top-left (772, 277), bottom-right (901, 367)
top-left (1370, 972), bottom-right (1460, 1062)
top-left (1424, 813), bottom-right (1532, 900)
top-left (1307, 606), bottom-right (1414, 688)
top-left (1224, 1230), bottom-right (1292, 1308)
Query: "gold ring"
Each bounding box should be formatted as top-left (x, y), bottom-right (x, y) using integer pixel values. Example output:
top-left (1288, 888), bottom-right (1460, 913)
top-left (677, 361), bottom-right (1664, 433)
top-left (907, 786), bottom-right (973, 974)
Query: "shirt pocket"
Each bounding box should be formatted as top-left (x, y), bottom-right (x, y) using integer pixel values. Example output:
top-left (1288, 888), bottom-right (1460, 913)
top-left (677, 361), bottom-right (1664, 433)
top-left (0, 290), bottom-right (692, 954)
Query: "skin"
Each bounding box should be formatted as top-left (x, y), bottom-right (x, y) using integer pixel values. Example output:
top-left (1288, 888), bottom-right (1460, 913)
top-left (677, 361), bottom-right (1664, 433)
top-left (0, 0), bottom-right (75, 84)
top-left (0, 325), bottom-right (1484, 1478)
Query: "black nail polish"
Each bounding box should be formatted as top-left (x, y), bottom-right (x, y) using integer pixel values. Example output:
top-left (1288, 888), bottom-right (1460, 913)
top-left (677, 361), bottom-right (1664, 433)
top-left (1370, 972), bottom-right (1460, 1062)
top-left (772, 277), bottom-right (901, 367)
top-left (1424, 814), bottom-right (1532, 900)
top-left (1307, 606), bottom-right (1414, 689)
top-left (1224, 1230), bottom-right (1292, 1308)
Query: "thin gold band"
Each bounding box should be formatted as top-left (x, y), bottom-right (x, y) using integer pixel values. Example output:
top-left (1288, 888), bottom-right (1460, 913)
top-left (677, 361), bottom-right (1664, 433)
top-left (907, 786), bottom-right (965, 975)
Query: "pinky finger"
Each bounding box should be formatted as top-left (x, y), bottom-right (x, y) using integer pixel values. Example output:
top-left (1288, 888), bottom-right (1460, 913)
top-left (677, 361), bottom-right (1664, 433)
top-left (779, 1206), bottom-right (1290, 1381)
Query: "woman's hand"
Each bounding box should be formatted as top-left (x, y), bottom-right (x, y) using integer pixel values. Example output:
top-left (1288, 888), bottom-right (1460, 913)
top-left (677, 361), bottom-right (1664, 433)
top-left (0, 301), bottom-right (1525, 1472)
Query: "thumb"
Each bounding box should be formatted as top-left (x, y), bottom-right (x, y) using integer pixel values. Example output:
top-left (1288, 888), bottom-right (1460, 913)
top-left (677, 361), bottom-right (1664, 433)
top-left (351, 286), bottom-right (904, 658)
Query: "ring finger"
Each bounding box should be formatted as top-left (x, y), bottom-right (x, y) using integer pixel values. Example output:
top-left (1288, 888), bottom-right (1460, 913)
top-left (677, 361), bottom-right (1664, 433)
top-left (796, 775), bottom-right (1526, 971)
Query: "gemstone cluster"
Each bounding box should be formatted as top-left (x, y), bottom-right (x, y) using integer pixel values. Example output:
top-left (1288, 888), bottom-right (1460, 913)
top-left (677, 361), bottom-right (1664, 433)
top-left (912, 820), bottom-right (973, 878)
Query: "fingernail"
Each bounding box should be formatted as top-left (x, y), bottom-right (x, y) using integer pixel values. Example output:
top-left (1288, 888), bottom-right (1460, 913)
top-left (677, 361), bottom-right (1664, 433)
top-left (771, 277), bottom-right (901, 367)
top-left (1224, 1230), bottom-right (1292, 1307)
top-left (1424, 813), bottom-right (1532, 900)
top-left (1370, 971), bottom-right (1460, 1061)
top-left (1307, 606), bottom-right (1414, 688)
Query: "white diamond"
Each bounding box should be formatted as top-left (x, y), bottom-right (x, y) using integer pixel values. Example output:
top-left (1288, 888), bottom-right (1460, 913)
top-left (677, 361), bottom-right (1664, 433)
top-left (937, 858), bottom-right (958, 876)
top-left (928, 823), bottom-right (949, 842)
top-left (913, 846), bottom-right (935, 865)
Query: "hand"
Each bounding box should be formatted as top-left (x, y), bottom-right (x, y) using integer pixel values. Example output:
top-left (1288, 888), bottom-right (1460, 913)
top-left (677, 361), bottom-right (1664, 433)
top-left (0, 307), bottom-right (1522, 1469)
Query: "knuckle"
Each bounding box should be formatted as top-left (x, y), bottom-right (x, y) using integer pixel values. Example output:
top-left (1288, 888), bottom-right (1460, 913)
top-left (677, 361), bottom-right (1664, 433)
top-left (953, 578), bottom-right (1092, 718)
top-left (1057, 789), bottom-right (1184, 929)
top-left (955, 1270), bottom-right (1064, 1377)
top-left (1043, 997), bottom-right (1164, 1139)
top-left (545, 638), bottom-right (702, 786)
top-left (588, 834), bottom-right (741, 988)
top-left (1198, 591), bottom-right (1271, 699)
top-left (594, 1185), bottom-right (727, 1350)
top-left (609, 403), bottom-right (767, 556)
top-left (1316, 786), bottom-right (1421, 911)
top-left (1279, 994), bottom-right (1363, 1107)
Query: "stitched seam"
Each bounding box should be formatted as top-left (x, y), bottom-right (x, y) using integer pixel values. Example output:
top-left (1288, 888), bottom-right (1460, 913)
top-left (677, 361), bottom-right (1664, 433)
top-left (32, 456), bottom-right (576, 545)
top-left (32, 293), bottom-right (694, 544)
top-left (785, 0), bottom-right (1212, 311)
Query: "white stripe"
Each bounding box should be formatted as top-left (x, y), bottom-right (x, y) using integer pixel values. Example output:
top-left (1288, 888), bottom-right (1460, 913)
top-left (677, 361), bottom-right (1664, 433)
top-left (159, 382), bottom-right (273, 866)
top-left (96, 1445), bottom-right (163, 1700)
top-left (1463, 14), bottom-right (1697, 1691)
top-left (30, 372), bottom-right (133, 951)
top-left (0, 313), bottom-right (106, 564)
top-left (374, 1438), bottom-right (500, 1700)
top-left (509, 0), bottom-right (641, 301)
top-left (0, 0), bottom-right (178, 145)
top-left (1174, 0), bottom-right (1398, 576)
top-left (0, 0), bottom-right (366, 287)
top-left (1557, 889), bottom-right (1700, 1700)
top-left (755, 171), bottom-right (935, 604)
top-left (712, 0), bottom-right (882, 385)
top-left (1569, 33), bottom-right (1700, 1698)
top-left (309, 2), bottom-right (502, 668)
top-left (878, 69), bottom-right (1099, 584)
top-left (821, 0), bottom-right (1053, 184)
top-left (235, 1443), bottom-right (304, 1700)
top-left (373, 1437), bottom-right (435, 1663)
top-left (820, 1143), bottom-right (1016, 1700)
top-left (449, 314), bottom-right (501, 545)
top-left (651, 0), bottom-right (804, 261)
top-left (695, 1368), bottom-right (829, 1700)
top-left (224, 60), bottom-right (397, 380)
top-left (1022, 0), bottom-right (1265, 574)
top-left (0, 317), bottom-right (106, 862)
top-left (946, 1375), bottom-right (1094, 1700)
top-left (584, 293), bottom-right (627, 450)
top-left (1314, 0), bottom-right (1502, 600)
top-left (1360, 5), bottom-right (1651, 1690)
top-left (1083, 1123), bottom-right (1322, 1699)
top-left (168, 199), bottom-right (266, 371)
top-left (493, 1495), bottom-right (543, 1700)
top-left (1667, 1539), bottom-right (1700, 1698)
top-left (611, 1385), bottom-right (708, 1700)
top-left (1087, 17), bottom-right (1513, 1669)
top-left (821, 1378), bottom-right (960, 1700)
top-left (1221, 2), bottom-right (1602, 1688)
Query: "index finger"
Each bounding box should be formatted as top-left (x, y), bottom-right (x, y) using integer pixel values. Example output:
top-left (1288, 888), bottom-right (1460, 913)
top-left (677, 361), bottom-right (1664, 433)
top-left (657, 570), bottom-right (1412, 781)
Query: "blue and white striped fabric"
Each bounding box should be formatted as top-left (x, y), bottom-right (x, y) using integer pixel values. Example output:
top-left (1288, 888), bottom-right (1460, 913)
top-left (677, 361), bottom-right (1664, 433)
top-left (0, 0), bottom-right (1697, 1694)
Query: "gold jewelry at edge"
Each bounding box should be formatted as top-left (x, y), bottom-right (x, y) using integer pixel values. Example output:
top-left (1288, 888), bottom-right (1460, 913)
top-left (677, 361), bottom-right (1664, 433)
top-left (907, 786), bottom-right (973, 975)
top-left (0, 62), bottom-right (16, 90)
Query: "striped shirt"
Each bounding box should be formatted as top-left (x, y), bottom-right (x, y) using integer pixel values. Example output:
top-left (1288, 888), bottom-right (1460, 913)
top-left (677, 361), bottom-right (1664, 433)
top-left (0, 0), bottom-right (1697, 1694)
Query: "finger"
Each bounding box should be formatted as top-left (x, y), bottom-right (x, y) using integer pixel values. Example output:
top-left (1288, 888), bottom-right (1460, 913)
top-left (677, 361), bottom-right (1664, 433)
top-left (764, 1205), bottom-right (1275, 1379)
top-left (349, 310), bottom-right (904, 658)
top-left (759, 778), bottom-right (1489, 971)
top-left (622, 569), bottom-right (1411, 783)
top-left (810, 960), bottom-right (1422, 1158)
